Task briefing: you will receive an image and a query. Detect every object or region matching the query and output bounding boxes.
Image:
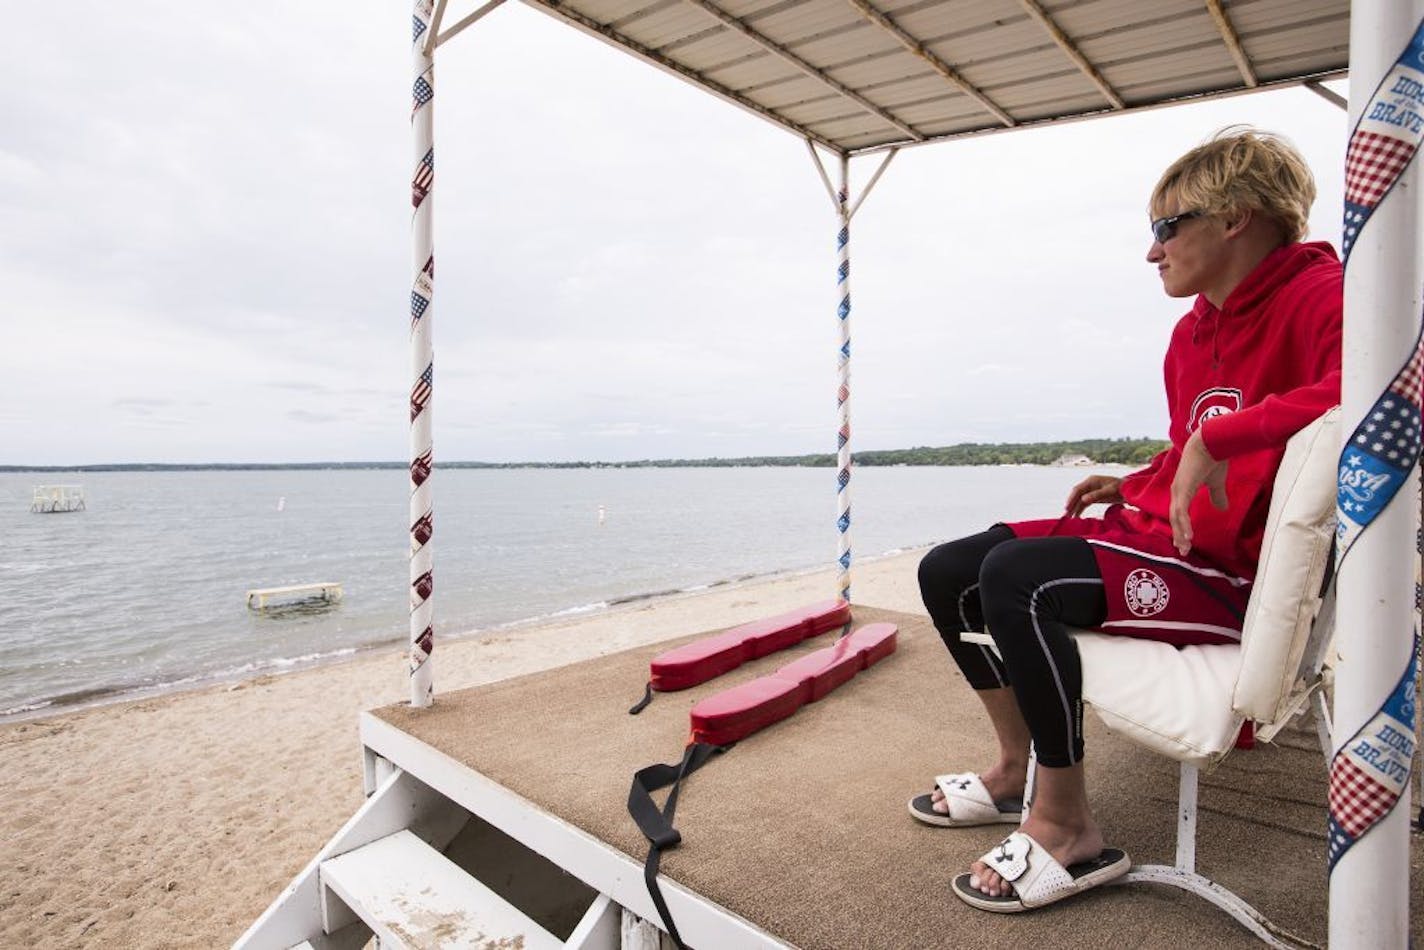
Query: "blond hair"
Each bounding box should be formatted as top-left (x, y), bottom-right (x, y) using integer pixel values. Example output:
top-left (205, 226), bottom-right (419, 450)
top-left (1150, 127), bottom-right (1316, 242)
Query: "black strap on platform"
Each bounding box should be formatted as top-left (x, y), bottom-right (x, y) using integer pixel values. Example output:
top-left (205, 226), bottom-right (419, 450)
top-left (628, 681), bottom-right (655, 715)
top-left (627, 741), bottom-right (727, 948)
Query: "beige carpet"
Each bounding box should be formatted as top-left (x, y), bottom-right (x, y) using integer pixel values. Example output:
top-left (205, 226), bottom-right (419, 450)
top-left (376, 607), bottom-right (1423, 949)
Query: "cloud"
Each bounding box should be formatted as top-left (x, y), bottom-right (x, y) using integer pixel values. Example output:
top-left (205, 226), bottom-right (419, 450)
top-left (0, 4), bottom-right (1350, 465)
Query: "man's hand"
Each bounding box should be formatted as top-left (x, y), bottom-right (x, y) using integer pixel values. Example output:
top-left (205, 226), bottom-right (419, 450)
top-left (1170, 430), bottom-right (1229, 555)
top-left (1065, 474), bottom-right (1124, 517)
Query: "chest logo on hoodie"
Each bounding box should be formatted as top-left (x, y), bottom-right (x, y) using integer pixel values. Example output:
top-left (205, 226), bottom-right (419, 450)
top-left (1189, 387), bottom-right (1242, 432)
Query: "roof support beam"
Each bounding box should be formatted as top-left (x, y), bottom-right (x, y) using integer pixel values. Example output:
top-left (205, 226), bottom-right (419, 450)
top-left (1204, 0), bottom-right (1257, 87)
top-left (842, 0), bottom-right (1015, 128)
top-left (1305, 79), bottom-right (1347, 110)
top-left (1016, 0), bottom-right (1124, 110)
top-left (680, 0), bottom-right (926, 141)
top-left (426, 0), bottom-right (509, 53)
top-left (526, 0), bottom-right (844, 153)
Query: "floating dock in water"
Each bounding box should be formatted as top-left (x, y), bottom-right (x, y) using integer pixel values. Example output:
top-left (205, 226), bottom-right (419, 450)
top-left (246, 582), bottom-right (343, 610)
top-left (30, 485), bottom-right (86, 513)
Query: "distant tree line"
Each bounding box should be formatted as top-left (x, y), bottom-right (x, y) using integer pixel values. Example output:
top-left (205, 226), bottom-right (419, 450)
top-left (448, 436), bottom-right (1168, 469)
top-left (2, 438), bottom-right (1167, 473)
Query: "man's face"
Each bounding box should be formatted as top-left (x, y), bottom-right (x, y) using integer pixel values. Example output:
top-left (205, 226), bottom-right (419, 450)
top-left (1147, 197), bottom-right (1227, 299)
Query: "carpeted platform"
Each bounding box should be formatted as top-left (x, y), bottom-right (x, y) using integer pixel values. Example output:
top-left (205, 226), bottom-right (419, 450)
top-left (375, 607), bottom-right (1423, 949)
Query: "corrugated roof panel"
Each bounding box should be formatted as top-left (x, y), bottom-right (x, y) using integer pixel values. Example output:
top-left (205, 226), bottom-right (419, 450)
top-left (777, 93), bottom-right (888, 126)
top-left (1107, 45), bottom-right (1253, 96)
top-left (699, 51), bottom-right (783, 85)
top-left (991, 79), bottom-right (1110, 121)
top-left (716, 0), bottom-right (816, 20)
top-left (1070, 16), bottom-right (1225, 66)
top-left (1244, 20), bottom-right (1352, 68)
top-left (624, 6), bottom-right (738, 51)
top-left (757, 88), bottom-right (843, 118)
top-left (1045, 0), bottom-right (1206, 37)
top-left (918, 21), bottom-right (1051, 73)
top-left (1229, 0), bottom-right (1349, 33)
top-left (959, 45), bottom-right (1099, 97)
top-left (665, 36), bottom-right (771, 75)
top-left (1251, 51), bottom-right (1348, 85)
top-left (747, 0), bottom-right (863, 34)
top-left (1103, 43), bottom-right (1241, 98)
top-left (806, 109), bottom-right (900, 140)
top-left (739, 67), bottom-right (821, 96)
top-left (870, 72), bottom-right (967, 108)
top-left (520, 0), bottom-right (1350, 153)
top-left (892, 95), bottom-right (994, 129)
top-left (1118, 66), bottom-right (1272, 105)
top-left (606, 0), bottom-right (681, 31)
top-left (829, 49), bottom-right (939, 90)
top-left (761, 12), bottom-right (881, 59)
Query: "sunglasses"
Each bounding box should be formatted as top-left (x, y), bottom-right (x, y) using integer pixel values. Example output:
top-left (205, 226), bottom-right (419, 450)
top-left (1151, 211), bottom-right (1201, 244)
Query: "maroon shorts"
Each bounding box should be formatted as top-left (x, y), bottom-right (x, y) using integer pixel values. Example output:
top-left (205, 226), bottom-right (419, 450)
top-left (1006, 506), bottom-right (1252, 647)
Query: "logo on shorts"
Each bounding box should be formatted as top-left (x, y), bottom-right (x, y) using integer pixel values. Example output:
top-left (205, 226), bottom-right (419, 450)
top-left (1189, 387), bottom-right (1243, 432)
top-left (1124, 568), bottom-right (1170, 617)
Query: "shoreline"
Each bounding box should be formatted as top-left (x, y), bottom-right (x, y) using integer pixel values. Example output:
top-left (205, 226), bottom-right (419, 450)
top-left (0, 547), bottom-right (932, 949)
top-left (0, 546), bottom-right (928, 727)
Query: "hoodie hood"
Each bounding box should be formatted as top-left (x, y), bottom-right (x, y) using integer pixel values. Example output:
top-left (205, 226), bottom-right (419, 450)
top-left (1188, 241), bottom-right (1340, 359)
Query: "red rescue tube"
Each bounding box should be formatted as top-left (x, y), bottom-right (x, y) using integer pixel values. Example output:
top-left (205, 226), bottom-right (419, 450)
top-left (689, 622), bottom-right (897, 745)
top-left (648, 599), bottom-right (850, 691)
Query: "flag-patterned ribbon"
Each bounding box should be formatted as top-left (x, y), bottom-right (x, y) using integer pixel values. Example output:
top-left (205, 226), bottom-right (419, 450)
top-left (1336, 17), bottom-right (1424, 562)
top-left (409, 0), bottom-right (436, 705)
top-left (834, 189), bottom-right (853, 603)
top-left (1327, 13), bottom-right (1424, 875)
top-left (1327, 634), bottom-right (1418, 871)
top-left (1341, 20), bottom-right (1424, 265)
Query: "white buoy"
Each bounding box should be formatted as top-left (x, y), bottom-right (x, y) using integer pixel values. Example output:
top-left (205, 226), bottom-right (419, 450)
top-left (277, 496), bottom-right (286, 512)
top-left (597, 504), bottom-right (606, 526)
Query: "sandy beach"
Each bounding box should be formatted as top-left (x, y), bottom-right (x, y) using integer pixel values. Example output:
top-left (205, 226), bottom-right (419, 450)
top-left (0, 550), bottom-right (928, 948)
top-left (5, 545), bottom-right (1420, 948)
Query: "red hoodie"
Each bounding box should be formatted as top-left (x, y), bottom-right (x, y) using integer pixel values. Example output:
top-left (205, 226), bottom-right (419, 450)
top-left (1115, 241), bottom-right (1343, 578)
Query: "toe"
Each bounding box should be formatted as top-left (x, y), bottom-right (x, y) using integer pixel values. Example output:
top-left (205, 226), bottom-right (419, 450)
top-left (969, 861), bottom-right (1008, 898)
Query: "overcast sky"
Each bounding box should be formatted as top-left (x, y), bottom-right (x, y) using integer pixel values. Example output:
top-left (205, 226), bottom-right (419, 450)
top-left (0, 2), bottom-right (1350, 465)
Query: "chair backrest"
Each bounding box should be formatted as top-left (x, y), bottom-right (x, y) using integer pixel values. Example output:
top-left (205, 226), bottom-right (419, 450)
top-left (1075, 407), bottom-right (1340, 767)
top-left (1233, 407), bottom-right (1339, 737)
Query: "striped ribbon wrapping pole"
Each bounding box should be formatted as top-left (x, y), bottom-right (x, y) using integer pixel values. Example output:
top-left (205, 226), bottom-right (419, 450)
top-left (834, 156), bottom-right (853, 604)
top-left (408, 0), bottom-right (436, 708)
top-left (1327, 6), bottom-right (1424, 943)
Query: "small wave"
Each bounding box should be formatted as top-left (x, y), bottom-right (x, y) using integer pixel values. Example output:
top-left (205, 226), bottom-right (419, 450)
top-left (544, 601), bottom-right (610, 619)
top-left (0, 698), bottom-right (54, 717)
top-left (0, 644), bottom-right (372, 723)
top-left (608, 588), bottom-right (684, 607)
top-left (0, 562), bottom-right (52, 577)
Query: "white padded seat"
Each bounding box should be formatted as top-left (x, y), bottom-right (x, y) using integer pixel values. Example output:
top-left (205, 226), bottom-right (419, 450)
top-left (1075, 407), bottom-right (1340, 767)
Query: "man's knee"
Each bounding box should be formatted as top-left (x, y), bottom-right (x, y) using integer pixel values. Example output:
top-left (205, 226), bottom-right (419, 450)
top-left (918, 541), bottom-right (965, 595)
top-left (977, 539), bottom-right (1029, 610)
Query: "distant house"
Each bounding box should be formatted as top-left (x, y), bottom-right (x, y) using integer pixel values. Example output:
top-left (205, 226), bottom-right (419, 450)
top-left (1053, 453), bottom-right (1093, 467)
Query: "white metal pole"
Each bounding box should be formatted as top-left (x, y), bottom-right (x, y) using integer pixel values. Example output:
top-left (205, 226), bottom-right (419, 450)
top-left (834, 154), bottom-right (853, 604)
top-left (409, 0), bottom-right (437, 708)
top-left (1329, 5), bottom-right (1424, 943)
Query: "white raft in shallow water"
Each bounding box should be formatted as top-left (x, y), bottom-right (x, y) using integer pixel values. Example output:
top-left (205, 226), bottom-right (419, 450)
top-left (246, 582), bottom-right (344, 610)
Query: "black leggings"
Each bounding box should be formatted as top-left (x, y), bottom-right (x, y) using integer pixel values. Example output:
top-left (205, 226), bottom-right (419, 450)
top-left (918, 526), bottom-right (1108, 768)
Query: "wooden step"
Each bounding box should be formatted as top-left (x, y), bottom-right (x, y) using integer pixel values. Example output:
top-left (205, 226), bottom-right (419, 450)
top-left (318, 829), bottom-right (562, 950)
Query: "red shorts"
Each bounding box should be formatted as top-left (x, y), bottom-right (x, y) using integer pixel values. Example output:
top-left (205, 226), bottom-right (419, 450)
top-left (1006, 506), bottom-right (1252, 647)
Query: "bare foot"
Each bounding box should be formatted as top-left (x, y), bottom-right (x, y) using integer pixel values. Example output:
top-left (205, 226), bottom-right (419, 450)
top-left (930, 762), bottom-right (1026, 815)
top-left (965, 815), bottom-right (1105, 898)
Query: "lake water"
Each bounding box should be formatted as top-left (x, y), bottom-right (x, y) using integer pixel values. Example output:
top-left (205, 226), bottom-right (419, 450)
top-left (0, 465), bottom-right (1110, 719)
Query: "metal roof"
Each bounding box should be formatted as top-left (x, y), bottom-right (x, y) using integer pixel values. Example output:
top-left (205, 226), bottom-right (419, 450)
top-left (519, 0), bottom-right (1350, 154)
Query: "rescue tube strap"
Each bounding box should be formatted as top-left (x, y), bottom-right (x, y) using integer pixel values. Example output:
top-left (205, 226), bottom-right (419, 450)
top-left (627, 741), bottom-right (728, 948)
top-left (628, 681), bottom-right (654, 715)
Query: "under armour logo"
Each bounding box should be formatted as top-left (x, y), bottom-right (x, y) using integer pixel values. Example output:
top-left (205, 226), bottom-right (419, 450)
top-left (992, 843), bottom-right (1013, 865)
top-left (951, 779), bottom-right (971, 790)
